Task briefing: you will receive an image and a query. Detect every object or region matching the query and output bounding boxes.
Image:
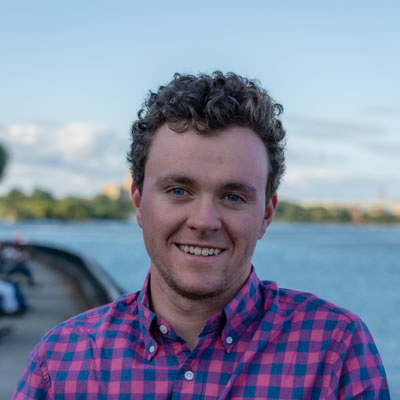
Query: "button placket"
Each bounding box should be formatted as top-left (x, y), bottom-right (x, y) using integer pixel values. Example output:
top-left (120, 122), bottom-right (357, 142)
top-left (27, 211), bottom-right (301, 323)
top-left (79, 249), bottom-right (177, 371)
top-left (226, 336), bottom-right (233, 345)
top-left (184, 370), bottom-right (194, 381)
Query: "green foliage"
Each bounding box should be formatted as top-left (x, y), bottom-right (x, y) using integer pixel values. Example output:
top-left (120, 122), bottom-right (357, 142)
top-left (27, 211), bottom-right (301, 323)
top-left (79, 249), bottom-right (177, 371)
top-left (0, 188), bottom-right (133, 221)
top-left (31, 188), bottom-right (54, 201)
top-left (275, 201), bottom-right (399, 224)
top-left (363, 211), bottom-right (400, 224)
top-left (6, 188), bottom-right (26, 202)
top-left (0, 143), bottom-right (8, 180)
top-left (275, 201), bottom-right (310, 221)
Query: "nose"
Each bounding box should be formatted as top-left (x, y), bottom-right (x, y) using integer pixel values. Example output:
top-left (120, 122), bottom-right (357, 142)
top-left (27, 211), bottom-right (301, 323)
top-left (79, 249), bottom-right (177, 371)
top-left (186, 196), bottom-right (222, 232)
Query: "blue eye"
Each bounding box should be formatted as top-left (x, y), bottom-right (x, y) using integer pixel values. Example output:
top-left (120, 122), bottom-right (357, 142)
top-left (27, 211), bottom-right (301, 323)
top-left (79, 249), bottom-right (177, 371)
top-left (171, 188), bottom-right (186, 196)
top-left (226, 194), bottom-right (242, 202)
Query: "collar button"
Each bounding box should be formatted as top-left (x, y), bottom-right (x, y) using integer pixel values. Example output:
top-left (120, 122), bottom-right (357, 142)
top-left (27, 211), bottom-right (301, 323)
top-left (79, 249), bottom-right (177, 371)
top-left (159, 325), bottom-right (168, 334)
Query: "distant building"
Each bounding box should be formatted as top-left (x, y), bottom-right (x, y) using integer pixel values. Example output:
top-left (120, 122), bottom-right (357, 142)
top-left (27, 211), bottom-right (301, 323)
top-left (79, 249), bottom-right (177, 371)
top-left (101, 174), bottom-right (132, 201)
top-left (391, 202), bottom-right (400, 217)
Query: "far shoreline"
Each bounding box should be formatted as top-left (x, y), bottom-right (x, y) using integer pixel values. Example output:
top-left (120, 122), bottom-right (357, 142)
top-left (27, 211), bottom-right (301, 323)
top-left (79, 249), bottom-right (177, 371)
top-left (1, 217), bottom-right (399, 227)
top-left (1, 188), bottom-right (399, 225)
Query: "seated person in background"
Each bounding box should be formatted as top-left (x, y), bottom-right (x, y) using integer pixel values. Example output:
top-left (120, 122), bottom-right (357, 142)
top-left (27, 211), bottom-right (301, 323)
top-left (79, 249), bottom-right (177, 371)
top-left (1, 243), bottom-right (17, 270)
top-left (13, 72), bottom-right (390, 399)
top-left (2, 244), bottom-right (35, 286)
top-left (7, 246), bottom-right (35, 286)
top-left (0, 274), bottom-right (26, 315)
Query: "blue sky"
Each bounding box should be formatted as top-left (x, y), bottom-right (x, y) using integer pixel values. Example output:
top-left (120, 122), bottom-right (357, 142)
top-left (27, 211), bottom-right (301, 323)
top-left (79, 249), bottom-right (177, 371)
top-left (0, 0), bottom-right (399, 202)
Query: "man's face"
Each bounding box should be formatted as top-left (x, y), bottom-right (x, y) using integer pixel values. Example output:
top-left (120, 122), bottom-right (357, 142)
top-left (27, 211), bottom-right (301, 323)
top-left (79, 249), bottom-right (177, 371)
top-left (132, 124), bottom-right (277, 302)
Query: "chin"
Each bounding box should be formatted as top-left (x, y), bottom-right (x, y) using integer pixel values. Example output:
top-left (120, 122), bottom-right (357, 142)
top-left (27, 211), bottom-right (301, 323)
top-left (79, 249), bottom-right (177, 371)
top-left (175, 288), bottom-right (223, 301)
top-left (169, 279), bottom-right (224, 301)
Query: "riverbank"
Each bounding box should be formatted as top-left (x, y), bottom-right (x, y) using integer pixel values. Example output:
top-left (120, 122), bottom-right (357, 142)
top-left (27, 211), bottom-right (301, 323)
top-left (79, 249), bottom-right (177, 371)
top-left (0, 243), bottom-right (123, 398)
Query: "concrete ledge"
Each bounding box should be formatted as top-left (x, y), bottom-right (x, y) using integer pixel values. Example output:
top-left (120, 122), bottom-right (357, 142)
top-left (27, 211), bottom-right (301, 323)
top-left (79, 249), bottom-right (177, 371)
top-left (24, 243), bottom-right (124, 308)
top-left (1, 242), bottom-right (125, 397)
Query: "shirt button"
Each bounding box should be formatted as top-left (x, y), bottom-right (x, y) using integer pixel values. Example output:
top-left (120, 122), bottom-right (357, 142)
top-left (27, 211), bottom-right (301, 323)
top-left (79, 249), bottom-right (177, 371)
top-left (159, 325), bottom-right (168, 334)
top-left (226, 336), bottom-right (233, 344)
top-left (149, 345), bottom-right (155, 353)
top-left (184, 371), bottom-right (194, 381)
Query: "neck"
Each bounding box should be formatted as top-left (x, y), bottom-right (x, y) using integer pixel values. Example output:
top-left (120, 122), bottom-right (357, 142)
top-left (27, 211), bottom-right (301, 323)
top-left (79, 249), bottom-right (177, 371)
top-left (149, 271), bottom-right (238, 351)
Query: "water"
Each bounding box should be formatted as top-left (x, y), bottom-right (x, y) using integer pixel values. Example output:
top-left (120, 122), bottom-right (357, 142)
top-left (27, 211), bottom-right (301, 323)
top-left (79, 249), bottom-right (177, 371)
top-left (1, 220), bottom-right (399, 397)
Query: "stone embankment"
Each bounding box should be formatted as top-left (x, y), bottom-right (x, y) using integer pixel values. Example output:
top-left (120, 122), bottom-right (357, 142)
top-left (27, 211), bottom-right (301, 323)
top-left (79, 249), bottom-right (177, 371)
top-left (0, 243), bottom-right (123, 399)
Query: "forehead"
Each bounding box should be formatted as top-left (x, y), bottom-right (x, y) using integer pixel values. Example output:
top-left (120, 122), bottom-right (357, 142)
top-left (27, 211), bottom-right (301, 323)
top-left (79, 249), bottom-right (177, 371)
top-left (144, 125), bottom-right (269, 189)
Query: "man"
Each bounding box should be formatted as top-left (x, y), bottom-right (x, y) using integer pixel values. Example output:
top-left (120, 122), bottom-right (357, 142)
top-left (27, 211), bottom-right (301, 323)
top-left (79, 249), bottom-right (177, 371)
top-left (13, 72), bottom-right (389, 399)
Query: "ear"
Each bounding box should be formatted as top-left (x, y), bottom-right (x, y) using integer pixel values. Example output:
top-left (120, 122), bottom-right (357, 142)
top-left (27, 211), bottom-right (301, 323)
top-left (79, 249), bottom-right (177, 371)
top-left (258, 193), bottom-right (278, 239)
top-left (131, 182), bottom-right (143, 228)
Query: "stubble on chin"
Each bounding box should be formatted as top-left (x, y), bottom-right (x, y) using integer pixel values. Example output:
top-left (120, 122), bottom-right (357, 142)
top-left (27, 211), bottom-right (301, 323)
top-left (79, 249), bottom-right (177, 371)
top-left (161, 268), bottom-right (226, 300)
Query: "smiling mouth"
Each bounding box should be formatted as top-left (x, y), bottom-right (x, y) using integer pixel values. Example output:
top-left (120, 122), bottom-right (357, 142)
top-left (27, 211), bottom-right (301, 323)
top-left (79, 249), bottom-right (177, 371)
top-left (177, 244), bottom-right (224, 257)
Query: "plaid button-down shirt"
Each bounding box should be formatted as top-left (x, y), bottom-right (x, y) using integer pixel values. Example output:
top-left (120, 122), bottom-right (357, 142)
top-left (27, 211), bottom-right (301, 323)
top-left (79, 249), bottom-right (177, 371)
top-left (13, 268), bottom-right (390, 399)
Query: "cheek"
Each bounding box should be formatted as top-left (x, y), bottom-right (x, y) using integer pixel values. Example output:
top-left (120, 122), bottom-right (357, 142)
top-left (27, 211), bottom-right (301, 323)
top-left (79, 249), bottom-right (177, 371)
top-left (142, 202), bottom-right (183, 238)
top-left (228, 216), bottom-right (256, 242)
top-left (235, 212), bottom-right (266, 244)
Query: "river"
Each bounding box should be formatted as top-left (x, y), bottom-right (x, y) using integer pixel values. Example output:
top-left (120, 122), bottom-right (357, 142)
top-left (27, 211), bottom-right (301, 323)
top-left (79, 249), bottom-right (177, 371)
top-left (1, 220), bottom-right (399, 397)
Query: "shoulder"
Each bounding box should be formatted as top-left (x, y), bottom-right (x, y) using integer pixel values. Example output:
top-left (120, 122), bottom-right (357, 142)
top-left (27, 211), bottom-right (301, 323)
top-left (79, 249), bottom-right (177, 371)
top-left (261, 280), bottom-right (359, 319)
top-left (260, 280), bottom-right (366, 344)
top-left (12, 292), bottom-right (143, 397)
top-left (257, 282), bottom-right (389, 397)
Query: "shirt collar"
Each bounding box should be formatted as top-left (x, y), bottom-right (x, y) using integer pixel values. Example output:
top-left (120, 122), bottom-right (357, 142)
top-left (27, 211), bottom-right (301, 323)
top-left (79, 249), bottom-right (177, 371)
top-left (221, 266), bottom-right (264, 352)
top-left (137, 266), bottom-right (265, 356)
top-left (137, 272), bottom-right (159, 360)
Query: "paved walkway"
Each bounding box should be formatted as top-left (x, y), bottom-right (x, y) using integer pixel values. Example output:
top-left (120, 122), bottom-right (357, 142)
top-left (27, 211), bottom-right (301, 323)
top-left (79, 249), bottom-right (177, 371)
top-left (0, 258), bottom-right (88, 399)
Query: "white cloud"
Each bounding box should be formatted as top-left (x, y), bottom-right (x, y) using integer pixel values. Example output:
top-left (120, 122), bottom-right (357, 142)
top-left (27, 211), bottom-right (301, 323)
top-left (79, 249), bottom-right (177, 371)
top-left (280, 171), bottom-right (400, 202)
top-left (279, 116), bottom-right (400, 201)
top-left (0, 119), bottom-right (398, 202)
top-left (285, 115), bottom-right (387, 139)
top-left (0, 122), bottom-right (129, 197)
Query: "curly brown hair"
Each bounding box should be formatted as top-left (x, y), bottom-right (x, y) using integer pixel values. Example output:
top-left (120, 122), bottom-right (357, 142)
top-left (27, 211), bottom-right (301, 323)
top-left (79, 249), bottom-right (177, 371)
top-left (127, 71), bottom-right (286, 201)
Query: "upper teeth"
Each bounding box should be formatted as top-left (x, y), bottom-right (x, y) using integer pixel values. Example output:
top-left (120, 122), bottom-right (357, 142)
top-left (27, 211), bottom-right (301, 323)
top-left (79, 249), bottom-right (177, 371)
top-left (178, 245), bottom-right (222, 256)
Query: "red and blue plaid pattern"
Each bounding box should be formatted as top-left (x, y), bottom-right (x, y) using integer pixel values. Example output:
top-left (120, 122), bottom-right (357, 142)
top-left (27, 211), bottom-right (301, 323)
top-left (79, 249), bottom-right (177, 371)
top-left (13, 268), bottom-right (390, 399)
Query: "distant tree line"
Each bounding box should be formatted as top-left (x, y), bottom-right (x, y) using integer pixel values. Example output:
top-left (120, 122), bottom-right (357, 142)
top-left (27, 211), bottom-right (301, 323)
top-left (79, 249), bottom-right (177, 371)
top-left (0, 188), bottom-right (133, 221)
top-left (275, 201), bottom-right (400, 224)
top-left (0, 188), bottom-right (399, 224)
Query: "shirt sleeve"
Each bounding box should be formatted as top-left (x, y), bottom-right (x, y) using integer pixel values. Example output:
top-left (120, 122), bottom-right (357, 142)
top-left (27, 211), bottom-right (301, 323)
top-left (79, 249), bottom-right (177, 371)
top-left (336, 318), bottom-right (390, 399)
top-left (11, 342), bottom-right (52, 400)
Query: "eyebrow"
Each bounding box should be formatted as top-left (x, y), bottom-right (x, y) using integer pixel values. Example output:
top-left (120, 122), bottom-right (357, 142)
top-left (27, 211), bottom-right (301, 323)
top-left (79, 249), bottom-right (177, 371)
top-left (220, 182), bottom-right (258, 194)
top-left (155, 174), bottom-right (196, 187)
top-left (155, 174), bottom-right (258, 194)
